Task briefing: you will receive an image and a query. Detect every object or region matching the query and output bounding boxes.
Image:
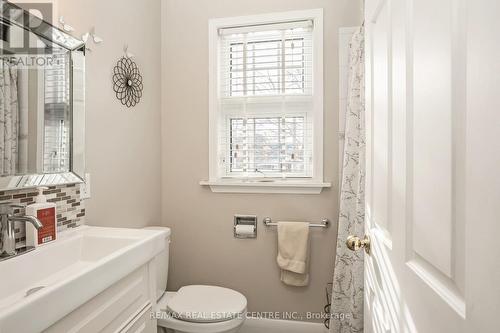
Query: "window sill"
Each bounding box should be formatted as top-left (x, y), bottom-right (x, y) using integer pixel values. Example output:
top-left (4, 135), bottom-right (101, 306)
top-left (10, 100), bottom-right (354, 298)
top-left (199, 180), bottom-right (331, 194)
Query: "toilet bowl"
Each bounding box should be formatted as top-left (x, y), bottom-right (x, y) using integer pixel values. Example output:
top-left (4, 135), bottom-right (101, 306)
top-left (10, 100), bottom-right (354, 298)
top-left (143, 227), bottom-right (247, 333)
top-left (157, 287), bottom-right (246, 333)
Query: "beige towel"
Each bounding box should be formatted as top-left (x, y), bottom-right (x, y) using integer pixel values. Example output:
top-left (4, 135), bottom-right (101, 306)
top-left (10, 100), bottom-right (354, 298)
top-left (277, 222), bottom-right (310, 286)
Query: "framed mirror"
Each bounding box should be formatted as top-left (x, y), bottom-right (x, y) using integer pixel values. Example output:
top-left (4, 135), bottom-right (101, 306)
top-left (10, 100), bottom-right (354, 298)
top-left (0, 0), bottom-right (85, 190)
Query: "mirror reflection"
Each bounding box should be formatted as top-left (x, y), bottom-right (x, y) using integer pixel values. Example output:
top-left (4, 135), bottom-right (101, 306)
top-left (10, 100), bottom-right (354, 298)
top-left (0, 50), bottom-right (71, 176)
top-left (1, 5), bottom-right (76, 177)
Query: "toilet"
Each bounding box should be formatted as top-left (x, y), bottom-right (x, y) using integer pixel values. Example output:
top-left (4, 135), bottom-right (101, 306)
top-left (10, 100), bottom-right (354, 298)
top-left (144, 227), bottom-right (247, 333)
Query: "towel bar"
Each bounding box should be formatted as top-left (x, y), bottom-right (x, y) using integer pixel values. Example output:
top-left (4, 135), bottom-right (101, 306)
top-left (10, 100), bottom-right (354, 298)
top-left (263, 217), bottom-right (330, 228)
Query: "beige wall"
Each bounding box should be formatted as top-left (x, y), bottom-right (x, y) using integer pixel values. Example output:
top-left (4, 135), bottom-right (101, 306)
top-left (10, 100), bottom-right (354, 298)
top-left (58, 0), bottom-right (162, 228)
top-left (161, 0), bottom-right (362, 319)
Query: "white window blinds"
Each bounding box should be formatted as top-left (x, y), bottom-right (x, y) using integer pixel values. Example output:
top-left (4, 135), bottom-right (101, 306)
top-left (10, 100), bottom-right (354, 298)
top-left (43, 52), bottom-right (70, 173)
top-left (217, 20), bottom-right (315, 178)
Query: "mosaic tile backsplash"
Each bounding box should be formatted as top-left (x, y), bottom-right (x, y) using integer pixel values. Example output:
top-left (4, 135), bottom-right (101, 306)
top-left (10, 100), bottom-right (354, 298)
top-left (0, 183), bottom-right (85, 247)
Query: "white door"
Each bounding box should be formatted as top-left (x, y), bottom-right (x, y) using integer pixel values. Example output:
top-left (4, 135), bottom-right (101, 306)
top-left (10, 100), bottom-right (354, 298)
top-left (363, 0), bottom-right (500, 332)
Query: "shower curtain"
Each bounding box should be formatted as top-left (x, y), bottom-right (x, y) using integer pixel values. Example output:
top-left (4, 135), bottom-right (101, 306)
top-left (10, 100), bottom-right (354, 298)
top-left (0, 60), bottom-right (19, 176)
top-left (330, 27), bottom-right (365, 333)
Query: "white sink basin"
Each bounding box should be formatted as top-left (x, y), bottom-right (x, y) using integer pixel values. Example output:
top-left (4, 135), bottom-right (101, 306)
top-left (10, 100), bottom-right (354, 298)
top-left (0, 226), bottom-right (168, 333)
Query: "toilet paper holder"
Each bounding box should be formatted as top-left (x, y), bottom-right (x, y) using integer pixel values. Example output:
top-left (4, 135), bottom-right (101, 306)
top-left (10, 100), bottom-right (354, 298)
top-left (234, 215), bottom-right (257, 239)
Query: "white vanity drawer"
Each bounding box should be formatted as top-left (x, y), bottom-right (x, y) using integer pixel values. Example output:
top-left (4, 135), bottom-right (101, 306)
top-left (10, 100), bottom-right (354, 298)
top-left (44, 264), bottom-right (152, 333)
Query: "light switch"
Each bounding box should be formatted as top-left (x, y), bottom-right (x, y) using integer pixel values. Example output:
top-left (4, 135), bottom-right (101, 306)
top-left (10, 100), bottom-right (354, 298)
top-left (80, 173), bottom-right (91, 200)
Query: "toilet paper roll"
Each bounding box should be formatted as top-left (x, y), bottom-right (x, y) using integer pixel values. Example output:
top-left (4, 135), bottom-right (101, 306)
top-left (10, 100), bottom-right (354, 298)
top-left (235, 224), bottom-right (255, 236)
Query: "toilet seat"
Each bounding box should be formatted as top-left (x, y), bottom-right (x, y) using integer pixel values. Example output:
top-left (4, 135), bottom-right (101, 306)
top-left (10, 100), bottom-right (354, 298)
top-left (157, 289), bottom-right (247, 333)
top-left (167, 285), bottom-right (247, 323)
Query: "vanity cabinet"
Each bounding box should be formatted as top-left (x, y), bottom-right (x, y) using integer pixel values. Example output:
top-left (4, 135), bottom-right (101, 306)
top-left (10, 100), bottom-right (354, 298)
top-left (43, 263), bottom-right (156, 333)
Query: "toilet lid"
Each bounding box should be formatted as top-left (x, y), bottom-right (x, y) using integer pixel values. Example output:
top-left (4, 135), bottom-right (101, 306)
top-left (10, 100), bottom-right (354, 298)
top-left (167, 285), bottom-right (247, 323)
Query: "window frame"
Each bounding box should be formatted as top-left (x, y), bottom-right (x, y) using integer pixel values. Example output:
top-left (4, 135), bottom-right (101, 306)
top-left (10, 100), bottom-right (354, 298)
top-left (204, 9), bottom-right (330, 194)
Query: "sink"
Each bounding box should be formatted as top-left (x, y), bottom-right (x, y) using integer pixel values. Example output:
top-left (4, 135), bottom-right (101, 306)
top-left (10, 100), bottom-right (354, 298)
top-left (0, 226), bottom-right (168, 333)
top-left (0, 235), bottom-right (136, 308)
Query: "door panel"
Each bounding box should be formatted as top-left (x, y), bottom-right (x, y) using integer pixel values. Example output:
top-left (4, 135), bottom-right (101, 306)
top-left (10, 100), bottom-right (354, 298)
top-left (365, 1), bottom-right (397, 331)
top-left (412, 0), bottom-right (454, 279)
top-left (406, 0), bottom-right (466, 315)
top-left (371, 0), bottom-right (392, 241)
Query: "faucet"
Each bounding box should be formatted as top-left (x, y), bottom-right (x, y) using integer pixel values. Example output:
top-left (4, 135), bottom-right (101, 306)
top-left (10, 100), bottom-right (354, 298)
top-left (0, 203), bottom-right (43, 259)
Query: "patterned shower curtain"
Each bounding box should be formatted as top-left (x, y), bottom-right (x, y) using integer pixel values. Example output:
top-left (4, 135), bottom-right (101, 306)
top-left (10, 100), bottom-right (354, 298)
top-left (0, 60), bottom-right (19, 176)
top-left (330, 27), bottom-right (365, 333)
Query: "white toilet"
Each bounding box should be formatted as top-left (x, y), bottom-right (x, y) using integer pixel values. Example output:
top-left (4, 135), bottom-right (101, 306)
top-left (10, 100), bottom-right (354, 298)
top-left (145, 227), bottom-right (247, 333)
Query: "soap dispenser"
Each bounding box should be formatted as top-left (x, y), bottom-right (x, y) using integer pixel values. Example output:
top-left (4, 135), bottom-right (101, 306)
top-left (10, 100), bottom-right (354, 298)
top-left (26, 187), bottom-right (57, 247)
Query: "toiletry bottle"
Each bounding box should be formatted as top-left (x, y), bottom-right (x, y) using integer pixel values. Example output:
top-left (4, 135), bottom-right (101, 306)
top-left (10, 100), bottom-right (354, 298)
top-left (26, 187), bottom-right (57, 247)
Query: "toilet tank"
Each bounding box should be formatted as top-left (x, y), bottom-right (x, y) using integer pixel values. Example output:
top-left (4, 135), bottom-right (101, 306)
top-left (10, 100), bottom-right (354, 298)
top-left (143, 226), bottom-right (171, 301)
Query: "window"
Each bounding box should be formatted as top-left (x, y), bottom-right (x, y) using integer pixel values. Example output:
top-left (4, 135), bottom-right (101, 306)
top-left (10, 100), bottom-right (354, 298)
top-left (204, 10), bottom-right (330, 193)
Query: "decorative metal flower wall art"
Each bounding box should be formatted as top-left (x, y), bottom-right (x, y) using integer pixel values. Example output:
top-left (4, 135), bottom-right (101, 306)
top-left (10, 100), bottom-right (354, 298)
top-left (112, 57), bottom-right (143, 108)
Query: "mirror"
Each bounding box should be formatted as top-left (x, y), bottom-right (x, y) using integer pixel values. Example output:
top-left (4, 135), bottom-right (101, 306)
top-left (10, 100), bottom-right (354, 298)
top-left (0, 1), bottom-right (85, 190)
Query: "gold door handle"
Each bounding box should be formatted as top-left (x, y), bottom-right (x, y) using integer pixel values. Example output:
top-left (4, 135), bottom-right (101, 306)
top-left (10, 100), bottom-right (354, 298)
top-left (346, 235), bottom-right (371, 255)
